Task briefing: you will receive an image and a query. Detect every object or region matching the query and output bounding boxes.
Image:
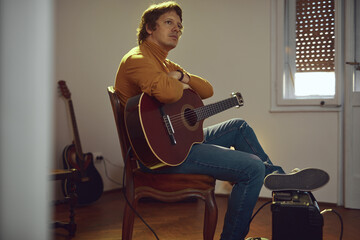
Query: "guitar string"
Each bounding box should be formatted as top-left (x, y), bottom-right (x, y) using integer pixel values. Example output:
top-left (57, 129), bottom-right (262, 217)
top-left (165, 100), bottom-right (238, 129)
top-left (167, 99), bottom-right (237, 122)
top-left (167, 104), bottom-right (237, 129)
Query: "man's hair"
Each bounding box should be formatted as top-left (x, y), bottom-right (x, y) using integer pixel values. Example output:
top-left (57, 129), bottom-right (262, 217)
top-left (137, 1), bottom-right (182, 45)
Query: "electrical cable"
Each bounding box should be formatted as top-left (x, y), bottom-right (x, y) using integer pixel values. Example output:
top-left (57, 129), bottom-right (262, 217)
top-left (249, 200), bottom-right (272, 225)
top-left (100, 148), bottom-right (159, 239)
top-left (122, 147), bottom-right (160, 240)
top-left (101, 157), bottom-right (122, 185)
top-left (321, 208), bottom-right (343, 240)
top-left (247, 200), bottom-right (272, 229)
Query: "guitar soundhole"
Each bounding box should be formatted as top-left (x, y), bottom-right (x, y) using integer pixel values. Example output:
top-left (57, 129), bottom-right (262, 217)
top-left (184, 108), bottom-right (197, 126)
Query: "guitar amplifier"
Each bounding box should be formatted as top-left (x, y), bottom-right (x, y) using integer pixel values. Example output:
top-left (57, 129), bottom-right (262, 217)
top-left (271, 191), bottom-right (323, 240)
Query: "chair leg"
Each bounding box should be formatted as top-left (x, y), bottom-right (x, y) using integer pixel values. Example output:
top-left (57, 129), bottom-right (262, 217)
top-left (203, 190), bottom-right (218, 240)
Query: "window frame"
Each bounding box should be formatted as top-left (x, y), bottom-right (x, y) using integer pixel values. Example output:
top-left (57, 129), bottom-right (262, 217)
top-left (270, 0), bottom-right (344, 112)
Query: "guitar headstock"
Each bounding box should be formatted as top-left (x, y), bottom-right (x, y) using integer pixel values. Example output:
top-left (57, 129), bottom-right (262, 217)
top-left (231, 92), bottom-right (244, 107)
top-left (58, 80), bottom-right (71, 99)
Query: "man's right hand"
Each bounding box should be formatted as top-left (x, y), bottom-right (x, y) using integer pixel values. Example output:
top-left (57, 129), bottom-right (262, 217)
top-left (168, 70), bottom-right (190, 84)
top-left (182, 83), bottom-right (191, 89)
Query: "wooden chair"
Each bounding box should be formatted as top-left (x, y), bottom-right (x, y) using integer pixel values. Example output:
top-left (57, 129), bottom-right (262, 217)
top-left (51, 169), bottom-right (80, 236)
top-left (107, 86), bottom-right (218, 240)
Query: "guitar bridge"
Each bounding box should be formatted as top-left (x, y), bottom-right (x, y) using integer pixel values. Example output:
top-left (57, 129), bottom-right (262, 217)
top-left (160, 107), bottom-right (177, 145)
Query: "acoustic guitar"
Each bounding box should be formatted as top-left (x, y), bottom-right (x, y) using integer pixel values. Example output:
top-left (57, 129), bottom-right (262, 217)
top-left (125, 89), bottom-right (244, 169)
top-left (58, 80), bottom-right (103, 205)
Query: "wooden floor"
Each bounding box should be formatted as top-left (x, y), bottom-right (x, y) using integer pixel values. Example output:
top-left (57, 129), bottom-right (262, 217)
top-left (53, 189), bottom-right (360, 240)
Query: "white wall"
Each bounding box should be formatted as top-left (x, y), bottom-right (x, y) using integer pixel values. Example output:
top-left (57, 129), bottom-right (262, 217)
top-left (55, 0), bottom-right (339, 203)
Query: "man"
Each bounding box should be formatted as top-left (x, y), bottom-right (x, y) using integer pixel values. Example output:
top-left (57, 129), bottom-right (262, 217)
top-left (115, 2), bottom-right (328, 239)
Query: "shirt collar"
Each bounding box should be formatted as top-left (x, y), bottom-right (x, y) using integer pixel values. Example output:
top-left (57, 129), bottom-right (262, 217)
top-left (142, 40), bottom-right (168, 62)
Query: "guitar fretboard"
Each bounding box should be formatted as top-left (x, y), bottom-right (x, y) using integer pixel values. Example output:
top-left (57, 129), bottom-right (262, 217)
top-left (195, 96), bottom-right (241, 121)
top-left (68, 99), bottom-right (84, 162)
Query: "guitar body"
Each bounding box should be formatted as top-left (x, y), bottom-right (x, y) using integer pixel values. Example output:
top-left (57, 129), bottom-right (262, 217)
top-left (125, 89), bottom-right (205, 169)
top-left (58, 80), bottom-right (104, 205)
top-left (62, 144), bottom-right (104, 205)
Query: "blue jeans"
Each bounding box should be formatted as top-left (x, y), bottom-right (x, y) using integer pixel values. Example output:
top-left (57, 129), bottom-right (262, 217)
top-left (139, 118), bottom-right (284, 240)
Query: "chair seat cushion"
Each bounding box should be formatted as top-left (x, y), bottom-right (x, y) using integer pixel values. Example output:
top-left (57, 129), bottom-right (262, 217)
top-left (133, 169), bottom-right (216, 192)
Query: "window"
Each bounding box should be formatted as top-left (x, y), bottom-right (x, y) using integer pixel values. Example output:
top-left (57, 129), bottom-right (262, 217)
top-left (271, 0), bottom-right (343, 111)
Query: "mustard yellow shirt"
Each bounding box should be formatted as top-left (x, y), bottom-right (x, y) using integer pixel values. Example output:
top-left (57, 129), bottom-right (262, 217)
top-left (115, 40), bottom-right (213, 106)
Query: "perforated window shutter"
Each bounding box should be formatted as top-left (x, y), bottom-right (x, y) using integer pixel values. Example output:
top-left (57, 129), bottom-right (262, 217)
top-left (295, 0), bottom-right (335, 72)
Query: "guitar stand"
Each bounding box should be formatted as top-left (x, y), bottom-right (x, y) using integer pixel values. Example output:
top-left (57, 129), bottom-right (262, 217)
top-left (51, 169), bottom-right (80, 237)
top-left (271, 190), bottom-right (323, 240)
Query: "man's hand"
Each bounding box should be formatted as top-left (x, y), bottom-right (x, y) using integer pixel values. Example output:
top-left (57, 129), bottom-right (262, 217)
top-left (182, 82), bottom-right (191, 89)
top-left (168, 70), bottom-right (190, 84)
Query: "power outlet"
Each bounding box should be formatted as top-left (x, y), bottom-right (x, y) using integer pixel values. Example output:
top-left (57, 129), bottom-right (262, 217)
top-left (93, 152), bottom-right (104, 161)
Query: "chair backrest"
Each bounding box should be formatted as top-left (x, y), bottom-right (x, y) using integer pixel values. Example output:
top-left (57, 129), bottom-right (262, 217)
top-left (107, 86), bottom-right (137, 169)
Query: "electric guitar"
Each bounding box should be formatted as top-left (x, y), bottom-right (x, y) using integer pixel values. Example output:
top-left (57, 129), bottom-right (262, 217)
top-left (125, 89), bottom-right (244, 169)
top-left (58, 80), bottom-right (103, 205)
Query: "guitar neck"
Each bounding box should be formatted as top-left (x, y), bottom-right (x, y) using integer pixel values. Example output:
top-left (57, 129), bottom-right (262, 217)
top-left (68, 99), bottom-right (84, 160)
top-left (195, 96), bottom-right (241, 121)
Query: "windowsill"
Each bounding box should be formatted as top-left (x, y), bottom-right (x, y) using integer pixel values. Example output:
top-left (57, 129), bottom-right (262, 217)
top-left (271, 95), bottom-right (342, 112)
top-left (270, 105), bottom-right (342, 113)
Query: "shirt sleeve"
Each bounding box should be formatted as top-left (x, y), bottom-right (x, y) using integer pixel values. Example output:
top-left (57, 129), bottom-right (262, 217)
top-left (124, 54), bottom-right (184, 103)
top-left (165, 60), bottom-right (214, 100)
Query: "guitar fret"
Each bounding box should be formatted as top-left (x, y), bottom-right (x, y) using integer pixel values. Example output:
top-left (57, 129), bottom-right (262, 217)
top-left (195, 97), bottom-right (239, 121)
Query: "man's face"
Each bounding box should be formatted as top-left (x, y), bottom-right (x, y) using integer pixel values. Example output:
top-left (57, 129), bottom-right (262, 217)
top-left (146, 10), bottom-right (183, 52)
